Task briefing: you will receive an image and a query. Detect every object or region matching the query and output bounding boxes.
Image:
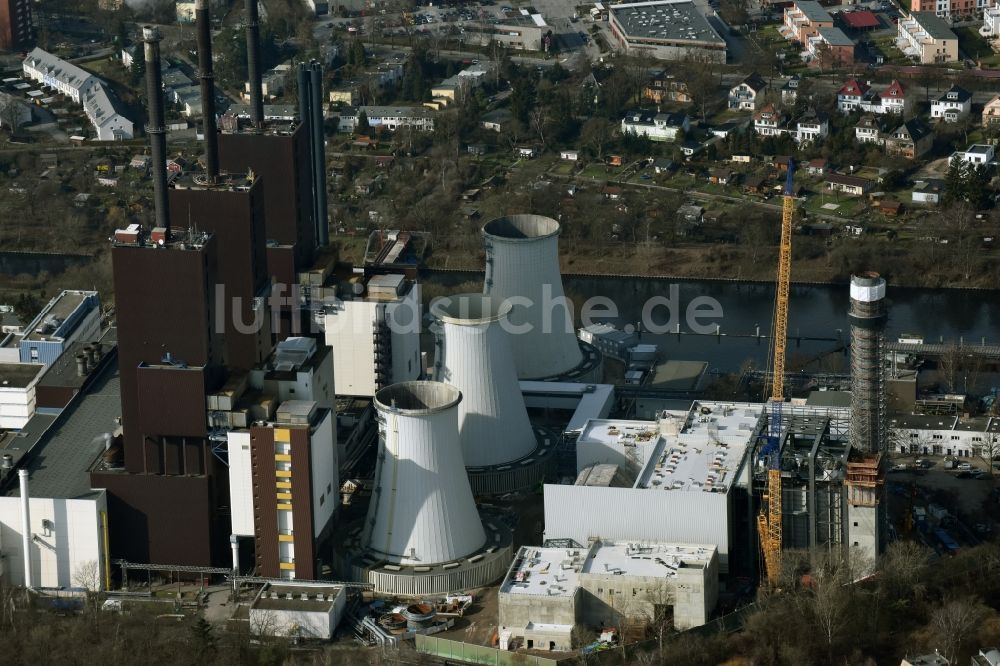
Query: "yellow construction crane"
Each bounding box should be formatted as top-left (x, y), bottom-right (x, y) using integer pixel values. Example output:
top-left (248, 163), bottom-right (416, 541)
top-left (757, 158), bottom-right (796, 586)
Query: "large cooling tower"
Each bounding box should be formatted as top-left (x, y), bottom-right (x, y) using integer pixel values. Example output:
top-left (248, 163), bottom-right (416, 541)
top-left (363, 381), bottom-right (486, 565)
top-left (432, 294), bottom-right (536, 468)
top-left (483, 215), bottom-right (583, 380)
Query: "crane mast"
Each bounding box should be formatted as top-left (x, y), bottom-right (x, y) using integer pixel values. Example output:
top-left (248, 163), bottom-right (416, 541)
top-left (758, 158), bottom-right (795, 586)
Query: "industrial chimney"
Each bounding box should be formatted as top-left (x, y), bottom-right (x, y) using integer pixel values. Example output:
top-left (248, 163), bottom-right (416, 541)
top-left (848, 272), bottom-right (888, 454)
top-left (142, 26), bottom-right (169, 230)
top-left (195, 0), bottom-right (220, 181)
top-left (297, 61), bottom-right (329, 247)
top-left (482, 215), bottom-right (583, 380)
top-left (432, 294), bottom-right (536, 468)
top-left (362, 381), bottom-right (485, 565)
top-left (244, 0), bottom-right (264, 129)
top-left (19, 469), bottom-right (32, 588)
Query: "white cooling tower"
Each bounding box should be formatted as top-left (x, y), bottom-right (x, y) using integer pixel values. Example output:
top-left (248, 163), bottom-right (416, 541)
top-left (483, 214), bottom-right (584, 380)
top-left (432, 294), bottom-right (536, 468)
top-left (363, 381), bottom-right (486, 565)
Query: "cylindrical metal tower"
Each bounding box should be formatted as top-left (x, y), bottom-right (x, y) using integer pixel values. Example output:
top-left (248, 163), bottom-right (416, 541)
top-left (195, 0), bottom-right (219, 181)
top-left (142, 26), bottom-right (169, 231)
top-left (482, 215), bottom-right (583, 380)
top-left (848, 272), bottom-right (888, 454)
top-left (432, 294), bottom-right (536, 468)
top-left (244, 0), bottom-right (264, 129)
top-left (363, 381), bottom-right (486, 565)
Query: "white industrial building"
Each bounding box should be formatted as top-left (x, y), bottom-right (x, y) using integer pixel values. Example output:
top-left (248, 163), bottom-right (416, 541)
top-left (0, 364), bottom-right (43, 429)
top-left (498, 539), bottom-right (718, 651)
top-left (249, 582), bottom-right (346, 639)
top-left (544, 402), bottom-right (765, 574)
top-left (321, 273), bottom-right (421, 397)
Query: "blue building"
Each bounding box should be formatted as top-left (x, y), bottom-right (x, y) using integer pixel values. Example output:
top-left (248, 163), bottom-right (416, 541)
top-left (3, 291), bottom-right (101, 367)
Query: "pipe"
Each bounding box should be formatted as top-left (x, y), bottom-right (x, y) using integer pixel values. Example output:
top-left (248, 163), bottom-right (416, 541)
top-left (18, 470), bottom-right (31, 588)
top-left (142, 26), bottom-right (170, 231)
top-left (245, 0), bottom-right (264, 129)
top-left (309, 62), bottom-right (329, 246)
top-left (230, 533), bottom-right (239, 572)
top-left (196, 0), bottom-right (220, 182)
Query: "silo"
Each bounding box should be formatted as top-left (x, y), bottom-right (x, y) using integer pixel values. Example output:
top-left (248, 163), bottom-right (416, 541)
top-left (362, 381), bottom-right (485, 565)
top-left (432, 294), bottom-right (536, 468)
top-left (482, 215), bottom-right (584, 380)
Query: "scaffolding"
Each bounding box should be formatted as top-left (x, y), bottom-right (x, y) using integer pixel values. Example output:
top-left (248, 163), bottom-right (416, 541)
top-left (848, 274), bottom-right (888, 454)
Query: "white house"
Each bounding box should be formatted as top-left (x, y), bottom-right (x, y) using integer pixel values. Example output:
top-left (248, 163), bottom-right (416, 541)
top-left (22, 48), bottom-right (99, 104)
top-left (794, 110), bottom-right (828, 145)
top-left (982, 4), bottom-right (1000, 38)
top-left (953, 144), bottom-right (995, 165)
top-left (82, 85), bottom-right (133, 141)
top-left (621, 109), bottom-right (690, 142)
top-left (837, 78), bottom-right (908, 115)
top-left (890, 414), bottom-right (1000, 458)
top-left (931, 85), bottom-right (972, 122)
top-left (728, 73), bottom-right (768, 111)
top-left (351, 105), bottom-right (435, 132)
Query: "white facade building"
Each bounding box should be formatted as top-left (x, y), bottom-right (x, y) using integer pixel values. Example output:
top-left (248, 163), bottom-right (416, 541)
top-left (0, 365), bottom-right (41, 429)
top-left (982, 4), bottom-right (1000, 38)
top-left (621, 110), bottom-right (690, 142)
top-left (890, 415), bottom-right (1000, 457)
top-left (952, 143), bottom-right (995, 165)
top-left (544, 402), bottom-right (764, 573)
top-left (931, 85), bottom-right (972, 122)
top-left (322, 273), bottom-right (421, 397)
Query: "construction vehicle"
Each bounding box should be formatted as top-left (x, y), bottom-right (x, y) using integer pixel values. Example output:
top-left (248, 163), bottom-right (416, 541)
top-left (757, 157), bottom-right (795, 586)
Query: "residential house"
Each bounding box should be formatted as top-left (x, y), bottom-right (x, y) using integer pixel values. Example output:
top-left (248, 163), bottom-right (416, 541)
top-left (807, 158), bottom-right (829, 175)
top-left (982, 4), bottom-right (1000, 39)
top-left (728, 73), bottom-right (769, 111)
top-left (826, 173), bottom-right (874, 196)
top-left (911, 0), bottom-right (983, 18)
top-left (795, 109), bottom-right (828, 145)
top-left (952, 144), bottom-right (995, 165)
top-left (884, 118), bottom-right (933, 159)
top-left (983, 94), bottom-right (1000, 128)
top-left (781, 1), bottom-right (834, 43)
top-left (781, 75), bottom-right (801, 105)
top-left (22, 48), bottom-right (99, 104)
top-left (896, 12), bottom-right (958, 64)
top-left (341, 106), bottom-right (436, 132)
top-left (838, 79), bottom-right (908, 115)
top-left (652, 158), bottom-right (676, 174)
top-left (931, 85), bottom-right (971, 122)
top-left (480, 108), bottom-right (512, 133)
top-left (911, 179), bottom-right (943, 204)
top-left (621, 109), bottom-right (690, 142)
top-left (806, 27), bottom-right (856, 65)
top-left (643, 71), bottom-right (691, 104)
top-left (753, 104), bottom-right (786, 137)
top-left (679, 140), bottom-right (702, 157)
top-left (709, 168), bottom-right (736, 185)
top-left (837, 79), bottom-right (869, 112)
top-left (82, 84), bottom-right (133, 141)
top-left (855, 114), bottom-right (886, 144)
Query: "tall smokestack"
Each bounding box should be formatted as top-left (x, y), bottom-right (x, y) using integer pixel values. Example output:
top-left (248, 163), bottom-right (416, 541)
top-left (309, 62), bottom-right (329, 246)
top-left (245, 0), bottom-right (264, 129)
top-left (849, 272), bottom-right (888, 454)
top-left (143, 26), bottom-right (170, 230)
top-left (19, 469), bottom-right (32, 588)
top-left (195, 0), bottom-right (220, 181)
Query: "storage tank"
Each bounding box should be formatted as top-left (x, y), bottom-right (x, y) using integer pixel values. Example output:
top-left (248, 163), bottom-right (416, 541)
top-left (482, 215), bottom-right (583, 379)
top-left (362, 381), bottom-right (486, 565)
top-left (432, 294), bottom-right (536, 468)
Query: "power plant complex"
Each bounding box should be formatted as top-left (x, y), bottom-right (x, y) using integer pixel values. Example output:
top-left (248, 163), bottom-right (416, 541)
top-left (0, 0), bottom-right (900, 653)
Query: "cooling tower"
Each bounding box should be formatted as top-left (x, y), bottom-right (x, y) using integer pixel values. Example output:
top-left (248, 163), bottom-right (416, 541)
top-left (363, 381), bottom-right (486, 565)
top-left (482, 215), bottom-right (583, 380)
top-left (432, 294), bottom-right (536, 468)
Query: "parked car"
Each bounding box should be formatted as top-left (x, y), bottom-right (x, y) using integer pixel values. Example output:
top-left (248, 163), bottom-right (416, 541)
top-left (957, 462), bottom-right (973, 470)
top-left (890, 463), bottom-right (907, 472)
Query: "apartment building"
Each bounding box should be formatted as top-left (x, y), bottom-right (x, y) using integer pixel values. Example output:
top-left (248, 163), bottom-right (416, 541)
top-left (896, 12), bottom-right (959, 63)
top-left (911, 0), bottom-right (986, 19)
top-left (781, 0), bottom-right (833, 43)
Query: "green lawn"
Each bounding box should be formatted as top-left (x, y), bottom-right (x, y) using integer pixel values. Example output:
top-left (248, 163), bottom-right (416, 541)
top-left (550, 162), bottom-right (577, 176)
top-left (801, 192), bottom-right (865, 217)
top-left (579, 162), bottom-right (623, 180)
top-left (956, 26), bottom-right (1000, 65)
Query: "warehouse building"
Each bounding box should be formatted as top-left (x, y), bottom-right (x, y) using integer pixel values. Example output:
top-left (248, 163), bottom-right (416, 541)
top-left (249, 582), bottom-right (346, 639)
top-left (498, 539), bottom-right (718, 651)
top-left (608, 1), bottom-right (727, 63)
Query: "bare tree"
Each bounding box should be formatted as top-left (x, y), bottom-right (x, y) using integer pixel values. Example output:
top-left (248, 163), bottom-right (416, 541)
top-left (929, 596), bottom-right (987, 663)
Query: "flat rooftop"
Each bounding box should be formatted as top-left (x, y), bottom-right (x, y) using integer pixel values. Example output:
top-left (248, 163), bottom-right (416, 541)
top-left (500, 541), bottom-right (716, 597)
top-left (648, 360), bottom-right (707, 391)
top-left (610, 1), bottom-right (725, 45)
top-left (794, 0), bottom-right (832, 23)
top-left (22, 290), bottom-right (97, 342)
top-left (251, 583), bottom-right (343, 612)
top-left (0, 363), bottom-right (44, 389)
top-left (5, 358), bottom-right (120, 500)
top-left (967, 144), bottom-right (993, 154)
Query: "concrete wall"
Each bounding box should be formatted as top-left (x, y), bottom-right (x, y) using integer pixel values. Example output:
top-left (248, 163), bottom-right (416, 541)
top-left (0, 493), bottom-right (107, 590)
top-left (499, 588), bottom-right (578, 629)
top-left (250, 591), bottom-right (345, 639)
top-left (228, 430), bottom-right (254, 537)
top-left (309, 410), bottom-right (337, 538)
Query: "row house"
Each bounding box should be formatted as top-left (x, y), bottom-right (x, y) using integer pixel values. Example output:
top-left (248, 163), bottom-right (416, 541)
top-left (781, 0), bottom-right (834, 43)
top-left (753, 104), bottom-right (829, 144)
top-left (896, 12), bottom-right (959, 64)
top-left (854, 115), bottom-right (933, 159)
top-left (930, 84), bottom-right (971, 122)
top-left (912, 0), bottom-right (987, 20)
top-left (837, 79), bottom-right (909, 115)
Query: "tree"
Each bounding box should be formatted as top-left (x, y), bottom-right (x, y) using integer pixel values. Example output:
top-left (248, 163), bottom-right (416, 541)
top-left (929, 596), bottom-right (987, 663)
top-left (580, 117), bottom-right (613, 161)
top-left (190, 616), bottom-right (217, 658)
top-left (356, 110), bottom-right (370, 136)
top-left (510, 74), bottom-right (537, 125)
top-left (348, 38), bottom-right (367, 67)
